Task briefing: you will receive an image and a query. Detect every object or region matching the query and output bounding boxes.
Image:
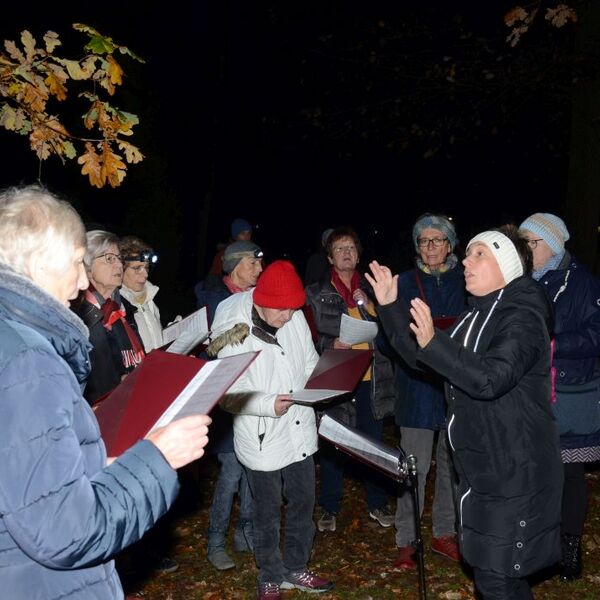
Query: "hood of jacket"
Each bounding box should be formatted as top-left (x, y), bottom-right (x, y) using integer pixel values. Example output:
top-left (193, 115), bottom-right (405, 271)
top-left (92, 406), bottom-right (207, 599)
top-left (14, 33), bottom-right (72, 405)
top-left (0, 263), bottom-right (91, 384)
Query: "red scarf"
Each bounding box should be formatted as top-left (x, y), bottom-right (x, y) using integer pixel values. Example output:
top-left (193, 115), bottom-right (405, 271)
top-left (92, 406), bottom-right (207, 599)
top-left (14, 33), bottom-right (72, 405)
top-left (85, 288), bottom-right (145, 368)
top-left (330, 268), bottom-right (361, 308)
top-left (223, 275), bottom-right (244, 294)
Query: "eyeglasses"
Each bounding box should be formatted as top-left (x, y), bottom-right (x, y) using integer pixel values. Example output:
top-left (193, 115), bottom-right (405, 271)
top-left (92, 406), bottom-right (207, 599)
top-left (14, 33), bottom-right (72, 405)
top-left (126, 264), bottom-right (150, 273)
top-left (417, 237), bottom-right (448, 248)
top-left (333, 245), bottom-right (358, 254)
top-left (94, 252), bottom-right (122, 264)
top-left (525, 238), bottom-right (543, 249)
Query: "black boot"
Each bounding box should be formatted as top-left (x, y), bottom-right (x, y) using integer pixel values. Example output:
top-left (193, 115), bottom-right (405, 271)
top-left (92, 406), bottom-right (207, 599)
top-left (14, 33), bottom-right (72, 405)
top-left (559, 533), bottom-right (582, 581)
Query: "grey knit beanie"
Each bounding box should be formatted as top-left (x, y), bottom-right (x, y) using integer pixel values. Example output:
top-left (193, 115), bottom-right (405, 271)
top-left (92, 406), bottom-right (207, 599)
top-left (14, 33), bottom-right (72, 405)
top-left (222, 241), bottom-right (263, 274)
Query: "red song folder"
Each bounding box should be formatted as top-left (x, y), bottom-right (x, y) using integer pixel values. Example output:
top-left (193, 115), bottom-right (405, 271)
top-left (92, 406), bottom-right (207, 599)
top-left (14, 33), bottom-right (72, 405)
top-left (94, 349), bottom-right (258, 456)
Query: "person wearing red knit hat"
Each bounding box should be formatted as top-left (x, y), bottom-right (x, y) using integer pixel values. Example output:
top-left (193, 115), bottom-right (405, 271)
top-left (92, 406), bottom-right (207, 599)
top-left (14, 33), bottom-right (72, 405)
top-left (208, 260), bottom-right (334, 600)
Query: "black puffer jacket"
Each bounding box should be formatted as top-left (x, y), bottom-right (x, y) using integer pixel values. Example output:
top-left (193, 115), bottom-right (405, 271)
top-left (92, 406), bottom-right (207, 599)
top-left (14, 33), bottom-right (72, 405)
top-left (379, 276), bottom-right (562, 577)
top-left (305, 275), bottom-right (395, 423)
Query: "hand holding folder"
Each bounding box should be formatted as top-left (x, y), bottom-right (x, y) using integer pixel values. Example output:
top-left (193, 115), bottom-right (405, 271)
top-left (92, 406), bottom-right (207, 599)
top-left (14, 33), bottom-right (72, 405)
top-left (94, 349), bottom-right (258, 456)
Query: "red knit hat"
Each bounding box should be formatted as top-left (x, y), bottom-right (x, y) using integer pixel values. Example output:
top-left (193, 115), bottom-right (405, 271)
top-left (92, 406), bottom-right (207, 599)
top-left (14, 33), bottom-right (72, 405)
top-left (253, 260), bottom-right (305, 309)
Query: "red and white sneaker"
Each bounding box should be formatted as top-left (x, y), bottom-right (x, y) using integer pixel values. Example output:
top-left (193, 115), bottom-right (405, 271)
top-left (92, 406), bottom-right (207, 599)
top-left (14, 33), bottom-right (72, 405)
top-left (281, 569), bottom-right (334, 593)
top-left (257, 581), bottom-right (282, 600)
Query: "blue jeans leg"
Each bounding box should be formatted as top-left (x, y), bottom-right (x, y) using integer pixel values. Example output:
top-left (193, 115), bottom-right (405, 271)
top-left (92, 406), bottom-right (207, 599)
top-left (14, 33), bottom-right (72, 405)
top-left (207, 452), bottom-right (243, 550)
top-left (246, 457), bottom-right (316, 583)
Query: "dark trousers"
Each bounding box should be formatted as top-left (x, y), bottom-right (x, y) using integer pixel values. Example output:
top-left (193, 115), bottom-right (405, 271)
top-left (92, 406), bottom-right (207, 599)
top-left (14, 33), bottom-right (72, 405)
top-left (561, 462), bottom-right (587, 536)
top-left (245, 456), bottom-right (316, 584)
top-left (473, 568), bottom-right (533, 600)
top-left (319, 381), bottom-right (390, 514)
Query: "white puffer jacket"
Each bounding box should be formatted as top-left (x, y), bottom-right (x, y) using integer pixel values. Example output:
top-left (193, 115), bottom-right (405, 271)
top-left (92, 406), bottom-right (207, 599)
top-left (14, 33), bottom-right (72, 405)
top-left (120, 281), bottom-right (163, 352)
top-left (211, 290), bottom-right (319, 471)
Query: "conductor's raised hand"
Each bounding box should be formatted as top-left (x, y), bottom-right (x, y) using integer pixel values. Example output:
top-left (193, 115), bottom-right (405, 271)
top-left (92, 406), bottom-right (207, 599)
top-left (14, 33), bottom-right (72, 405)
top-left (409, 298), bottom-right (435, 348)
top-left (365, 261), bottom-right (398, 306)
top-left (146, 414), bottom-right (211, 470)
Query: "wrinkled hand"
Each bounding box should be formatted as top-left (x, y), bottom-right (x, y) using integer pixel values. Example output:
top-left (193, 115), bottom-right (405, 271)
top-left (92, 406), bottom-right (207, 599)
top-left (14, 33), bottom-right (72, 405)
top-left (333, 338), bottom-right (352, 349)
top-left (275, 394), bottom-right (293, 416)
top-left (365, 261), bottom-right (398, 306)
top-left (352, 288), bottom-right (368, 305)
top-left (409, 298), bottom-right (435, 348)
top-left (146, 414), bottom-right (211, 470)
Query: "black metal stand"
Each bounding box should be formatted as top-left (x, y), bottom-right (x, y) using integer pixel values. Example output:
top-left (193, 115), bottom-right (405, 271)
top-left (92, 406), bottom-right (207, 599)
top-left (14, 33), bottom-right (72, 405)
top-left (406, 454), bottom-right (427, 600)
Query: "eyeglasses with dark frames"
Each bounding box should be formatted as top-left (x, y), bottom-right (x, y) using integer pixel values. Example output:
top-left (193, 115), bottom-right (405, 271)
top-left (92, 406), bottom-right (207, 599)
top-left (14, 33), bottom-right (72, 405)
top-left (94, 252), bottom-right (123, 264)
top-left (417, 237), bottom-right (448, 248)
top-left (525, 238), bottom-right (544, 249)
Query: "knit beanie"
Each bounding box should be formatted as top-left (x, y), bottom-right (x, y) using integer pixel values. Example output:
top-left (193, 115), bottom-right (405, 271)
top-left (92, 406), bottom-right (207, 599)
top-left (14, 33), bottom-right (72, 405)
top-left (253, 260), bottom-right (305, 309)
top-left (231, 218), bottom-right (252, 239)
top-left (413, 214), bottom-right (458, 250)
top-left (467, 231), bottom-right (523, 286)
top-left (222, 241), bottom-right (263, 274)
top-left (519, 213), bottom-right (570, 255)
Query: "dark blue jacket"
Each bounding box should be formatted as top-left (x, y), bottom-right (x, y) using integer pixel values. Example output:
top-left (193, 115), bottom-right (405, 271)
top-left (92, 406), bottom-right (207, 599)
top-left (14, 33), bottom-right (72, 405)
top-left (395, 263), bottom-right (466, 429)
top-left (0, 264), bottom-right (179, 600)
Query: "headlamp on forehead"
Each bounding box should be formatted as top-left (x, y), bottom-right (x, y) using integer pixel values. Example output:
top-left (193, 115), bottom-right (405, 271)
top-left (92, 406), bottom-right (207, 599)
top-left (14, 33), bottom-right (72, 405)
top-left (253, 249), bottom-right (264, 259)
top-left (123, 251), bottom-right (159, 265)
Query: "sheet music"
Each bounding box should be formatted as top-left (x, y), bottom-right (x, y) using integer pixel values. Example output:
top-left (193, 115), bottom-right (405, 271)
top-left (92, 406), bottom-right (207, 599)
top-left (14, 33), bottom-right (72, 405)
top-left (163, 307), bottom-right (209, 354)
top-left (318, 414), bottom-right (402, 479)
top-left (151, 353), bottom-right (254, 430)
top-left (291, 389), bottom-right (348, 405)
top-left (339, 313), bottom-right (378, 345)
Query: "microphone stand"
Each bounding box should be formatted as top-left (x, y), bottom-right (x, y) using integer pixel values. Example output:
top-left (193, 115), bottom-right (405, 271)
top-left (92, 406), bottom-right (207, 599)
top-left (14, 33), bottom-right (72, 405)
top-left (406, 454), bottom-right (427, 600)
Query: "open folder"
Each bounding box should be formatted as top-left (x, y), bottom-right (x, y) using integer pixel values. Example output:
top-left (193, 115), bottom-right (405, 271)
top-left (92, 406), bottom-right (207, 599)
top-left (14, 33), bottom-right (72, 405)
top-left (163, 307), bottom-right (209, 355)
top-left (94, 349), bottom-right (258, 456)
top-left (291, 348), bottom-right (373, 405)
top-left (318, 414), bottom-right (408, 482)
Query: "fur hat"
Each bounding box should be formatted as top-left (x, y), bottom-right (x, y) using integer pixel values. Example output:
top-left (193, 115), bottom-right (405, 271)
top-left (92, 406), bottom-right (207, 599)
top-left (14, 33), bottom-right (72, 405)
top-left (222, 241), bottom-right (263, 274)
top-left (413, 214), bottom-right (457, 251)
top-left (253, 260), bottom-right (305, 309)
top-left (231, 218), bottom-right (252, 239)
top-left (467, 231), bottom-right (523, 286)
top-left (519, 213), bottom-right (570, 255)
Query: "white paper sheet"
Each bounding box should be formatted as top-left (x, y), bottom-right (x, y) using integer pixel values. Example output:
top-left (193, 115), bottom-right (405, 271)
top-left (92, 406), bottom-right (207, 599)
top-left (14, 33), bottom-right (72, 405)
top-left (164, 307), bottom-right (209, 354)
top-left (339, 313), bottom-right (378, 345)
top-left (291, 389), bottom-right (348, 405)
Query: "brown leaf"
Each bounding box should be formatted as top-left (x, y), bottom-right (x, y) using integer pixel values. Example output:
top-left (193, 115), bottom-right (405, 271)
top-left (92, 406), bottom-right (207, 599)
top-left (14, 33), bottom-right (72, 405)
top-left (101, 144), bottom-right (126, 187)
top-left (78, 142), bottom-right (103, 188)
top-left (107, 55), bottom-right (123, 86)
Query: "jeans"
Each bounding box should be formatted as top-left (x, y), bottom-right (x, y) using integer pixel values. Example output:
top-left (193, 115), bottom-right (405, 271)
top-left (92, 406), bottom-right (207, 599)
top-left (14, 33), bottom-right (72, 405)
top-left (207, 452), bottom-right (253, 550)
top-left (473, 568), bottom-right (533, 600)
top-left (395, 427), bottom-right (456, 547)
top-left (245, 456), bottom-right (316, 584)
top-left (319, 382), bottom-right (391, 514)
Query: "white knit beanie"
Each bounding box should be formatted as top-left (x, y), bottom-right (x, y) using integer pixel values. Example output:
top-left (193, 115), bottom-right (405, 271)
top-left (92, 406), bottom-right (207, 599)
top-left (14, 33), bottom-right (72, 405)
top-left (467, 231), bottom-right (523, 286)
top-left (519, 213), bottom-right (570, 255)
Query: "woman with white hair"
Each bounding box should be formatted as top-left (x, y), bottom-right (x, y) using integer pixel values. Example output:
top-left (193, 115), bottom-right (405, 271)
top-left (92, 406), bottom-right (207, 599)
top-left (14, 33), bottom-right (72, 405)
top-left (0, 184), bottom-right (211, 600)
top-left (367, 224), bottom-right (562, 599)
top-left (74, 230), bottom-right (145, 404)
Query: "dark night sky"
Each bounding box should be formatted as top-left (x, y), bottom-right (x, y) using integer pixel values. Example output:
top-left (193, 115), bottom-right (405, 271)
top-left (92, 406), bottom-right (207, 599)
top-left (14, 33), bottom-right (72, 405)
top-left (1, 2), bottom-right (576, 316)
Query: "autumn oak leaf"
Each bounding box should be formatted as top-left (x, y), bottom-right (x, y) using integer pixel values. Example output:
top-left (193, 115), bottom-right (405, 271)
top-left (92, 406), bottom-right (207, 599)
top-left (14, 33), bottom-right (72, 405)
top-left (101, 145), bottom-right (126, 187)
top-left (78, 142), bottom-right (103, 188)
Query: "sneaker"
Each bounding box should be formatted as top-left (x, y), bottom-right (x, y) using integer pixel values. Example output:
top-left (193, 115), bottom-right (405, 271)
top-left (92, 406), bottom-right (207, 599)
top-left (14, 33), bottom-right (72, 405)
top-left (317, 510), bottom-right (336, 532)
top-left (369, 507), bottom-right (394, 528)
top-left (431, 535), bottom-right (460, 562)
top-left (393, 545), bottom-right (417, 571)
top-left (152, 556), bottom-right (179, 574)
top-left (207, 548), bottom-right (236, 571)
top-left (281, 569), bottom-right (334, 593)
top-left (257, 581), bottom-right (282, 599)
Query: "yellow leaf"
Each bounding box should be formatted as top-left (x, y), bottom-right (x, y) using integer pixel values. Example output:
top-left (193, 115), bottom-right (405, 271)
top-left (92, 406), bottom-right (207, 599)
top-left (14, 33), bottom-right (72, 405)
top-left (118, 140), bottom-right (144, 164)
top-left (43, 31), bottom-right (61, 54)
top-left (62, 59), bottom-right (88, 80)
top-left (107, 55), bottom-right (123, 86)
top-left (20, 30), bottom-right (37, 61)
top-left (45, 71), bottom-right (67, 101)
top-left (22, 82), bottom-right (48, 112)
top-left (78, 142), bottom-right (104, 188)
top-left (101, 144), bottom-right (126, 187)
top-left (0, 105), bottom-right (17, 130)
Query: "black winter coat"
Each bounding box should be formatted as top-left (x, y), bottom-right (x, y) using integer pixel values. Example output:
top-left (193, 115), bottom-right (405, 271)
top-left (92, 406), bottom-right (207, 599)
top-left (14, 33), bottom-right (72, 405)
top-left (379, 276), bottom-right (562, 577)
top-left (305, 275), bottom-right (395, 423)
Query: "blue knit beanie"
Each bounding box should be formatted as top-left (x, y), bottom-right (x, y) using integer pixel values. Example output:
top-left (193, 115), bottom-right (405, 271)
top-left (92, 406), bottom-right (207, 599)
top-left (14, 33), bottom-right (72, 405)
top-left (231, 218), bottom-right (252, 239)
top-left (412, 214), bottom-right (458, 251)
top-left (519, 213), bottom-right (570, 255)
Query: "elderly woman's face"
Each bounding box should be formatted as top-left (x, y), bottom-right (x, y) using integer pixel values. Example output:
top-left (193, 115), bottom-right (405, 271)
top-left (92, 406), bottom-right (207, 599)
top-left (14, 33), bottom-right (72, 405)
top-left (328, 236), bottom-right (359, 273)
top-left (37, 246), bottom-right (89, 307)
top-left (123, 260), bottom-right (149, 292)
top-left (90, 242), bottom-right (123, 298)
top-left (416, 227), bottom-right (450, 270)
top-left (521, 229), bottom-right (554, 271)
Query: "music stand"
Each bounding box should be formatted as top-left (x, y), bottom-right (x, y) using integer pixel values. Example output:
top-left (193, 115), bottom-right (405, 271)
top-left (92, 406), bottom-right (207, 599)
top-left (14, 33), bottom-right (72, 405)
top-left (318, 414), bottom-right (427, 600)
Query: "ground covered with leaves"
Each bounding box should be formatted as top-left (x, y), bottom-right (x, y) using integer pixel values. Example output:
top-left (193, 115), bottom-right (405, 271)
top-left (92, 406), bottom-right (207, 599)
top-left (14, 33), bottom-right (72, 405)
top-left (123, 437), bottom-right (600, 600)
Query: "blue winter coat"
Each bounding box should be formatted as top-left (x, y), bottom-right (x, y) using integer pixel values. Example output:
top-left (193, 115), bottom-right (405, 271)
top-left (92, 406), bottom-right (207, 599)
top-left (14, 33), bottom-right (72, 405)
top-left (0, 264), bottom-right (179, 600)
top-left (395, 263), bottom-right (466, 429)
